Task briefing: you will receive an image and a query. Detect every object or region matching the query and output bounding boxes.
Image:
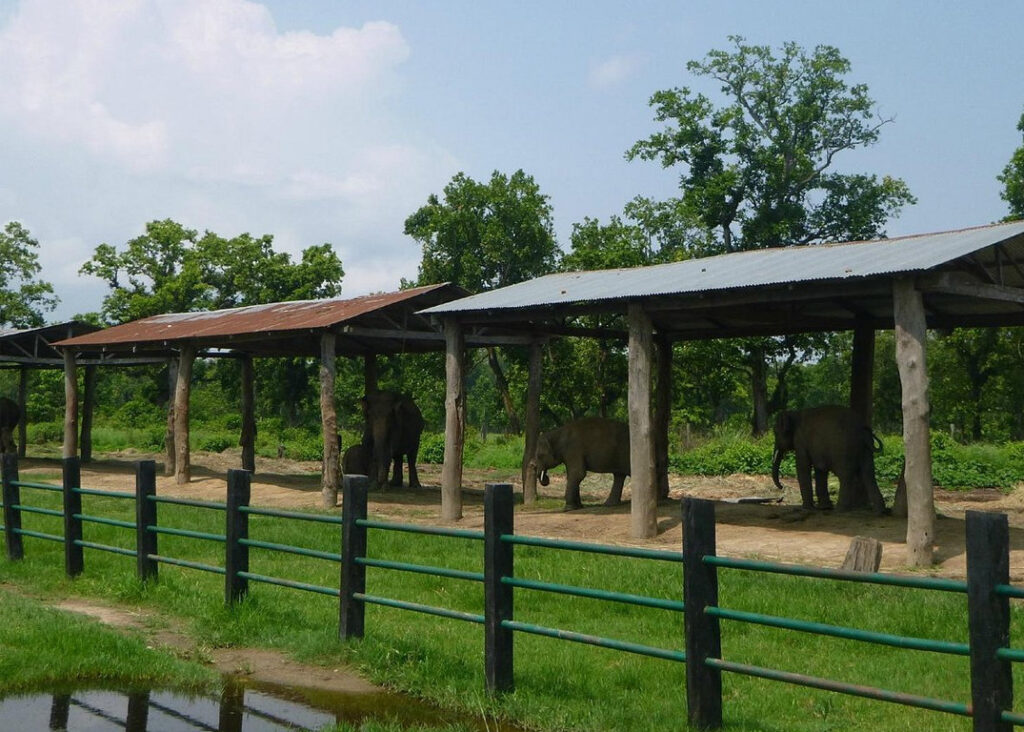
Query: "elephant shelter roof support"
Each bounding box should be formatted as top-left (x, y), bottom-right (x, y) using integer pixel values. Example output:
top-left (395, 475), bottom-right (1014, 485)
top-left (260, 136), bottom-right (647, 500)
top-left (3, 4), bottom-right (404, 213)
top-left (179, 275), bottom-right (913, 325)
top-left (421, 221), bottom-right (1024, 567)
top-left (53, 283), bottom-right (530, 506)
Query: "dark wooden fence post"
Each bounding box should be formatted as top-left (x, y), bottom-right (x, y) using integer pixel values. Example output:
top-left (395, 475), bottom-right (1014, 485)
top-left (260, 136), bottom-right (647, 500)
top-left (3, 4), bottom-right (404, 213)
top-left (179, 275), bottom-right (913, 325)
top-left (966, 509), bottom-right (1013, 732)
top-left (2, 451), bottom-right (22, 560)
top-left (484, 482), bottom-right (514, 693)
top-left (225, 469), bottom-right (251, 606)
top-left (62, 456), bottom-right (83, 577)
top-left (135, 460), bottom-right (158, 582)
top-left (683, 497), bottom-right (722, 730)
top-left (340, 474), bottom-right (368, 639)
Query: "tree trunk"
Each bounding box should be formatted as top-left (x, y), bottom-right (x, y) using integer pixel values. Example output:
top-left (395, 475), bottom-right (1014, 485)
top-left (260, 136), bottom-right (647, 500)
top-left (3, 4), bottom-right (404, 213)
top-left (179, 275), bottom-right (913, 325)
top-left (654, 335), bottom-right (672, 500)
top-left (442, 318), bottom-right (466, 521)
top-left (486, 346), bottom-right (521, 433)
top-left (893, 279), bottom-right (934, 567)
top-left (174, 345), bottom-right (195, 485)
top-left (364, 352), bottom-right (378, 395)
top-left (748, 345), bottom-right (769, 436)
top-left (62, 350), bottom-right (78, 459)
top-left (849, 320), bottom-right (876, 426)
top-left (164, 358), bottom-right (177, 476)
top-left (320, 333), bottom-right (340, 508)
top-left (17, 367), bottom-right (26, 458)
top-left (627, 303), bottom-right (656, 539)
top-left (521, 341), bottom-right (543, 505)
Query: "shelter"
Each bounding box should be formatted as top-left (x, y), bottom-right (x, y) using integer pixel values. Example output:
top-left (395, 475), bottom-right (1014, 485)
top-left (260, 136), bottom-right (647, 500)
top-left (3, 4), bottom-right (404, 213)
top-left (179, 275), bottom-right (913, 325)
top-left (54, 284), bottom-right (529, 506)
top-left (422, 220), bottom-right (1024, 566)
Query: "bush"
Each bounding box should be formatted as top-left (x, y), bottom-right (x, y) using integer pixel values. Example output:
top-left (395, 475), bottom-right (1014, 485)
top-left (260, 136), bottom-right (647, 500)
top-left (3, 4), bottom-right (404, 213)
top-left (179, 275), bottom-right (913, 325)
top-left (672, 428), bottom-right (777, 476)
top-left (419, 432), bottom-right (445, 464)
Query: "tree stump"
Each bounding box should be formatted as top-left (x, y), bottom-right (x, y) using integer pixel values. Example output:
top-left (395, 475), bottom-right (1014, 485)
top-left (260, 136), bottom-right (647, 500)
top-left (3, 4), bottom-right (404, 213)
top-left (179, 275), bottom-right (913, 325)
top-left (841, 536), bottom-right (882, 572)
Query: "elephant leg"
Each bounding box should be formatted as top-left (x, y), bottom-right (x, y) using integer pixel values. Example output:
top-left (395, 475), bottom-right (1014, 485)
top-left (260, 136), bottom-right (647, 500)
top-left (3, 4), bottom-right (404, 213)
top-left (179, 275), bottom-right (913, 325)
top-left (835, 470), bottom-right (857, 511)
top-left (564, 470), bottom-right (584, 510)
top-left (604, 474), bottom-right (625, 506)
top-left (407, 452), bottom-right (421, 489)
top-left (859, 456), bottom-right (888, 515)
top-left (814, 468), bottom-right (833, 510)
top-left (795, 456), bottom-right (815, 509)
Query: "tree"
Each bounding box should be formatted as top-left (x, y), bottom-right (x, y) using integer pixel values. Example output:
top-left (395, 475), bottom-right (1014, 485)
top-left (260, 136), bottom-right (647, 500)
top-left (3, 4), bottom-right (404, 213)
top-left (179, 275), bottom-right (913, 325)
top-left (628, 37), bottom-right (915, 433)
top-left (405, 170), bottom-right (560, 432)
top-left (999, 109), bottom-right (1024, 220)
top-left (0, 221), bottom-right (58, 327)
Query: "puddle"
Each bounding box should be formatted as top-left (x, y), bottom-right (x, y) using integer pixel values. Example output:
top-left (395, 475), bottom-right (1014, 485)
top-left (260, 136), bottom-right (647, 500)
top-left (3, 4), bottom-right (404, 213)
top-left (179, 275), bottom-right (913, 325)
top-left (0, 677), bottom-right (519, 731)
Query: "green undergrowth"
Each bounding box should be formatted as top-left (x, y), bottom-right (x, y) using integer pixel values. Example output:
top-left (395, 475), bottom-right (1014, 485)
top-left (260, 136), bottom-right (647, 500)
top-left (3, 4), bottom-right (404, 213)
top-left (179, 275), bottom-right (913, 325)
top-left (1, 482), bottom-right (1019, 730)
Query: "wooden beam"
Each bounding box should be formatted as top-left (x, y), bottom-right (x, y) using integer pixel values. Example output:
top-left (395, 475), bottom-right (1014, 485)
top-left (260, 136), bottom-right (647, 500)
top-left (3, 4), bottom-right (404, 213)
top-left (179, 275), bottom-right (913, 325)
top-left (627, 303), bottom-right (657, 538)
top-left (81, 365), bottom-right (96, 463)
top-left (441, 318), bottom-right (466, 521)
top-left (849, 319), bottom-right (875, 426)
top-left (17, 367), bottom-right (26, 458)
top-left (240, 355), bottom-right (255, 473)
top-left (164, 358), bottom-right (177, 477)
top-left (893, 279), bottom-right (934, 567)
top-left (320, 333), bottom-right (340, 508)
top-left (62, 350), bottom-right (78, 460)
top-left (521, 340), bottom-right (543, 505)
top-left (919, 272), bottom-right (1024, 305)
top-left (174, 345), bottom-right (195, 485)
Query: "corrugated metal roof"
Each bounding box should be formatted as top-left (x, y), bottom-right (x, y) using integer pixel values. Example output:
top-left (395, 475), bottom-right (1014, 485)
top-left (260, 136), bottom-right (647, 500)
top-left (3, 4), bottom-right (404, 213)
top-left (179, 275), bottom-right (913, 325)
top-left (54, 284), bottom-right (459, 349)
top-left (421, 221), bottom-right (1024, 314)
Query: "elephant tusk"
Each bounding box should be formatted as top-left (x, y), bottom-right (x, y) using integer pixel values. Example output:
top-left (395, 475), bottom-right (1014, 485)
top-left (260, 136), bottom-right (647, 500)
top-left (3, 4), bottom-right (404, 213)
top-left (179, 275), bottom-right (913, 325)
top-left (539, 470), bottom-right (550, 486)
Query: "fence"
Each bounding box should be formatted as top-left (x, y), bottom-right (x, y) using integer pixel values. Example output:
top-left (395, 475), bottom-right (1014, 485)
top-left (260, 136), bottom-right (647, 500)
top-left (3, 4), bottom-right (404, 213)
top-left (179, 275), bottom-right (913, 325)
top-left (1, 452), bottom-right (1022, 731)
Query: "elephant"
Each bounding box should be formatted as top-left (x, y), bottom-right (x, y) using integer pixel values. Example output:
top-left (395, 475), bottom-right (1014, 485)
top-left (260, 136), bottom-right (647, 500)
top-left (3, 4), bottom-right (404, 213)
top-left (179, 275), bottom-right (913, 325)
top-left (360, 391), bottom-right (424, 489)
top-left (0, 397), bottom-right (20, 454)
top-left (534, 416), bottom-right (630, 510)
top-left (771, 405), bottom-right (886, 514)
top-left (341, 441), bottom-right (371, 476)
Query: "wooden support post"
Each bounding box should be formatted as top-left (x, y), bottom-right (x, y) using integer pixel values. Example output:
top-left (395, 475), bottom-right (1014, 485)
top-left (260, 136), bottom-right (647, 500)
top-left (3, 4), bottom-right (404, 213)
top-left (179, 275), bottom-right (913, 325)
top-left (49, 695), bottom-right (70, 730)
top-left (521, 341), bottom-right (543, 505)
top-left (484, 482), bottom-right (515, 693)
top-left (2, 452), bottom-right (22, 560)
top-left (164, 358), bottom-right (177, 477)
top-left (683, 498), bottom-right (722, 730)
top-left (135, 460), bottom-right (158, 582)
top-left (364, 352), bottom-right (378, 395)
top-left (62, 349), bottom-right (78, 460)
top-left (340, 474), bottom-right (369, 639)
top-left (125, 692), bottom-right (149, 730)
top-left (849, 318), bottom-right (876, 426)
top-left (219, 684), bottom-right (244, 732)
top-left (17, 367), bottom-right (26, 459)
top-left (441, 317), bottom-right (466, 521)
top-left (628, 303), bottom-right (656, 539)
top-left (893, 279), bottom-right (934, 567)
top-left (62, 457), bottom-right (83, 577)
top-left (320, 332), bottom-right (340, 508)
top-left (80, 364), bottom-right (96, 463)
top-left (240, 355), bottom-right (256, 473)
top-left (654, 335), bottom-right (672, 500)
top-left (225, 468), bottom-right (251, 606)
top-left (966, 510), bottom-right (1013, 732)
top-left (174, 345), bottom-right (195, 485)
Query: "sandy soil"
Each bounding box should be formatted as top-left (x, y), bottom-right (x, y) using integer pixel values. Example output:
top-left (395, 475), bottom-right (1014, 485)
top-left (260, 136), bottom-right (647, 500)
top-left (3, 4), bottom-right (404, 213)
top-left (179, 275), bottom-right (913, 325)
top-left (20, 448), bottom-right (1024, 697)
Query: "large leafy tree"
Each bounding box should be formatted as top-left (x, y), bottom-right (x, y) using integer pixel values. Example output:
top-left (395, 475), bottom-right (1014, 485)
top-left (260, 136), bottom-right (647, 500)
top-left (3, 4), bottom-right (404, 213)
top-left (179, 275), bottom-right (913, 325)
top-left (627, 37), bottom-right (915, 433)
top-left (405, 170), bottom-right (560, 431)
top-left (999, 109), bottom-right (1024, 220)
top-left (0, 221), bottom-right (58, 327)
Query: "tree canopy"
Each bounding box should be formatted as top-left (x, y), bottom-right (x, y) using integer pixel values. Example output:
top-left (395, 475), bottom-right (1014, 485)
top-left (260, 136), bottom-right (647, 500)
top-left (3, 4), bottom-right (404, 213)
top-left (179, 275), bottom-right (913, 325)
top-left (999, 109), bottom-right (1024, 221)
top-left (0, 221), bottom-right (58, 328)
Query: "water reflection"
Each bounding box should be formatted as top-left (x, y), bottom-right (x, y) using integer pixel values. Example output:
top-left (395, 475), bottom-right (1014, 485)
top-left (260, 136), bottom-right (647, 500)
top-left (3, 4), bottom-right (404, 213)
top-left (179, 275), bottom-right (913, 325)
top-left (1, 678), bottom-right (517, 731)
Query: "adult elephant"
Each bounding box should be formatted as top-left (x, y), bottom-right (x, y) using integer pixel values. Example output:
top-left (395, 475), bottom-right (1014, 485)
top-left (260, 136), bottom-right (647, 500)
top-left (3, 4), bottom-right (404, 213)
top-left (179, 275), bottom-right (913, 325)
top-left (535, 416), bottom-right (630, 510)
top-left (360, 391), bottom-right (424, 490)
top-left (0, 397), bottom-right (20, 454)
top-left (771, 405), bottom-right (886, 514)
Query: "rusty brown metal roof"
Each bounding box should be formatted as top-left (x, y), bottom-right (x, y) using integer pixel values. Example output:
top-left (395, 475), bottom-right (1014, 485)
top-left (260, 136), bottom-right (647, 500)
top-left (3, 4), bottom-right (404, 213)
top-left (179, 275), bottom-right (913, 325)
top-left (53, 283), bottom-right (475, 357)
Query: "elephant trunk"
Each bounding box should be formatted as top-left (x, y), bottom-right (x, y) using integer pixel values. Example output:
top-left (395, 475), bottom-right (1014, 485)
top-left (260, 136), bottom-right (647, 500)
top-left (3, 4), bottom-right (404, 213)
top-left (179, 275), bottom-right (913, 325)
top-left (771, 448), bottom-right (786, 491)
top-left (539, 469), bottom-right (550, 486)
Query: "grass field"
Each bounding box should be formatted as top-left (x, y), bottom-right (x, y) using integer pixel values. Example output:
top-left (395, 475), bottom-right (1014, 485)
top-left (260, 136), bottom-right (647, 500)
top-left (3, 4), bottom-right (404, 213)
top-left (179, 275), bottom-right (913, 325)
top-left (1, 478), bottom-right (1019, 730)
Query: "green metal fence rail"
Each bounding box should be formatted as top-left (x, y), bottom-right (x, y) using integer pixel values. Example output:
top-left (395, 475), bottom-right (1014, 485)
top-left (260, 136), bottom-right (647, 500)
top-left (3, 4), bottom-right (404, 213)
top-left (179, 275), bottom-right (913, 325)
top-left (5, 453), bottom-right (1024, 730)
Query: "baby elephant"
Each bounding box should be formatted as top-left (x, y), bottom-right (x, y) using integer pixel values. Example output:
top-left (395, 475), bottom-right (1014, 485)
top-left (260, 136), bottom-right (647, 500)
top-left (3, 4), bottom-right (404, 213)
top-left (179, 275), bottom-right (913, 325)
top-left (534, 416), bottom-right (630, 510)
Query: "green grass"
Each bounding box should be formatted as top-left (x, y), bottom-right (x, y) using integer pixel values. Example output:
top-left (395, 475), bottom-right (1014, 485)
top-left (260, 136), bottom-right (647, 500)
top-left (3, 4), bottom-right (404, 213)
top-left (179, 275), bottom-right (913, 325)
top-left (0, 477), bottom-right (1016, 730)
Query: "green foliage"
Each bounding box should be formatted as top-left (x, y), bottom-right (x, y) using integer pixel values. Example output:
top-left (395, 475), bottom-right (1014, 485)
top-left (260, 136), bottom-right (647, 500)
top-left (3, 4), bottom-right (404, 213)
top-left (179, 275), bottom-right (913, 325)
top-left (0, 221), bottom-right (58, 327)
top-left (672, 428), bottom-right (778, 475)
top-left (418, 432), bottom-right (445, 464)
top-left (999, 108), bottom-right (1024, 220)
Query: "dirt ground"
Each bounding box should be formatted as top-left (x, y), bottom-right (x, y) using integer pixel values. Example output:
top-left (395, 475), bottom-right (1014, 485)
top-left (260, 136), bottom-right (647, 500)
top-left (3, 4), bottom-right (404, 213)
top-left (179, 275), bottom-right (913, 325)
top-left (17, 448), bottom-right (1024, 698)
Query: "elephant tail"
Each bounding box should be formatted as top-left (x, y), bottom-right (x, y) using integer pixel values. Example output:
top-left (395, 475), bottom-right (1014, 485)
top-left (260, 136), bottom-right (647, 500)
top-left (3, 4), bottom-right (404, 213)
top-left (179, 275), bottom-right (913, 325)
top-left (870, 429), bottom-right (883, 454)
top-left (771, 448), bottom-right (786, 491)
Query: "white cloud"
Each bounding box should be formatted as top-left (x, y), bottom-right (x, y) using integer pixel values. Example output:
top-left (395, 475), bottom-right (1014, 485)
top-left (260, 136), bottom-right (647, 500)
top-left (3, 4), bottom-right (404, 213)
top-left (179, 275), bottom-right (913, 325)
top-left (588, 53), bottom-right (643, 90)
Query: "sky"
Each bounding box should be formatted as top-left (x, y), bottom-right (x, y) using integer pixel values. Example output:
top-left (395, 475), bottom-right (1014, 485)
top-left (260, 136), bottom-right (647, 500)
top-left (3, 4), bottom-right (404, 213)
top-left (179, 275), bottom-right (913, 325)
top-left (0, 0), bottom-right (1022, 322)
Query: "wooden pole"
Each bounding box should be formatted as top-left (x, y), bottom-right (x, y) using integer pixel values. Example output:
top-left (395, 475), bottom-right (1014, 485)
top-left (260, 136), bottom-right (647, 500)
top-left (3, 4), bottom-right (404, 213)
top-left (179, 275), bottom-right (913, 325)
top-left (893, 279), bottom-right (934, 567)
top-left (484, 482), bottom-right (515, 693)
top-left (17, 367), bottom-right (26, 459)
top-left (654, 334), bottom-right (672, 500)
top-left (239, 355), bottom-right (256, 473)
top-left (849, 318), bottom-right (876, 426)
top-left (683, 498), bottom-right (722, 728)
top-left (521, 340), bottom-right (543, 505)
top-left (628, 303), bottom-right (656, 539)
top-left (80, 364), bottom-right (96, 463)
top-left (441, 317), bottom-right (465, 521)
top-left (364, 352), bottom-right (378, 395)
top-left (164, 358), bottom-right (177, 476)
top-left (320, 332), bottom-right (340, 508)
top-left (174, 344), bottom-right (195, 485)
top-left (62, 350), bottom-right (78, 459)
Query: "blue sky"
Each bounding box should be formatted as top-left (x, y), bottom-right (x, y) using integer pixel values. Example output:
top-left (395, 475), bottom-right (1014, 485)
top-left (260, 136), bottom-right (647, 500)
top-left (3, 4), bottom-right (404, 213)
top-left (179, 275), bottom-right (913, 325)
top-left (0, 0), bottom-right (1021, 321)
